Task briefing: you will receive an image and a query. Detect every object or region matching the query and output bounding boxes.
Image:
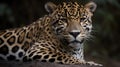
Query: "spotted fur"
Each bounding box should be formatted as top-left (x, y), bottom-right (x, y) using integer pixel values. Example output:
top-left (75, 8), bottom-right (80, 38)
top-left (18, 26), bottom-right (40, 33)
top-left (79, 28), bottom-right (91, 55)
top-left (0, 1), bottom-right (102, 66)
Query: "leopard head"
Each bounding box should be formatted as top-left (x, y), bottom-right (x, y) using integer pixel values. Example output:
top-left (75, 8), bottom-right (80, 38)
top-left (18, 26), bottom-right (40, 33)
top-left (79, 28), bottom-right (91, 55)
top-left (45, 2), bottom-right (97, 49)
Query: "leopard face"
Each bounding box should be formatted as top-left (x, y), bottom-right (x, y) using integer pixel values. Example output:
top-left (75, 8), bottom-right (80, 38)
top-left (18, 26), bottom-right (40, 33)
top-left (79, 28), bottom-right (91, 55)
top-left (45, 2), bottom-right (97, 49)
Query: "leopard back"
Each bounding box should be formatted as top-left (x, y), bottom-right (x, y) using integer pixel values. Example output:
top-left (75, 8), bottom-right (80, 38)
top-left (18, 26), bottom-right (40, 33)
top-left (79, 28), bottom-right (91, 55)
top-left (0, 17), bottom-right (43, 61)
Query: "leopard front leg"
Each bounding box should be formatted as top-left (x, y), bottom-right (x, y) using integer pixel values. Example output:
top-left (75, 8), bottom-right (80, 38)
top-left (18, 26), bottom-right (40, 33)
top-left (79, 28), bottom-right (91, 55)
top-left (24, 50), bottom-right (102, 66)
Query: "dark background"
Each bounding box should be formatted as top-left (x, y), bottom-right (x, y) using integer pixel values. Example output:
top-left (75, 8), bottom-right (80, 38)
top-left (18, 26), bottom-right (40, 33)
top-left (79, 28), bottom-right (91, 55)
top-left (0, 0), bottom-right (120, 67)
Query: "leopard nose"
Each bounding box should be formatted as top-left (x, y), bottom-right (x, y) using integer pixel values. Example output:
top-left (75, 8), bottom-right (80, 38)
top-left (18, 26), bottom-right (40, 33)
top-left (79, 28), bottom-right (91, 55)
top-left (69, 32), bottom-right (80, 38)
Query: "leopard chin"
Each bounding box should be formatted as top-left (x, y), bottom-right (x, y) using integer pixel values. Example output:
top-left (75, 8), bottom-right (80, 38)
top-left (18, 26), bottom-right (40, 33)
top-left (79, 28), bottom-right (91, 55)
top-left (69, 42), bottom-right (82, 49)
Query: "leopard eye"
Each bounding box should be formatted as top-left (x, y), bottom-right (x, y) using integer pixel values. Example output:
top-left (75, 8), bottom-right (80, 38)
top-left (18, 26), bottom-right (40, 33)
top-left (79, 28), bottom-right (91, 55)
top-left (80, 18), bottom-right (86, 22)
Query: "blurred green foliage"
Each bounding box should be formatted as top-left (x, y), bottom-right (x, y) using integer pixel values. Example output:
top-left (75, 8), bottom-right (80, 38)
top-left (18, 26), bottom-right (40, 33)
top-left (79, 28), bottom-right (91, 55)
top-left (0, 0), bottom-right (120, 63)
top-left (91, 0), bottom-right (120, 60)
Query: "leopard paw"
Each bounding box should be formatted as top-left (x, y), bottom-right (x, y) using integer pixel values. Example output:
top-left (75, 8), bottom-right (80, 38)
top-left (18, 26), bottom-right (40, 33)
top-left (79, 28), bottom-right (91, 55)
top-left (87, 61), bottom-right (103, 66)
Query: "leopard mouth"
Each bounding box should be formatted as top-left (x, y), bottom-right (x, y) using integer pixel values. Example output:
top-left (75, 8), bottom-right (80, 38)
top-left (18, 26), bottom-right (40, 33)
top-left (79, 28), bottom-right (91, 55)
top-left (70, 39), bottom-right (84, 44)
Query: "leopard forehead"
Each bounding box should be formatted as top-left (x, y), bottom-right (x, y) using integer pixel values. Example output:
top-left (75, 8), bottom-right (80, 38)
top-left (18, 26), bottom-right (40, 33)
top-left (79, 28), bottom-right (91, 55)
top-left (53, 2), bottom-right (88, 19)
top-left (45, 1), bottom-right (97, 21)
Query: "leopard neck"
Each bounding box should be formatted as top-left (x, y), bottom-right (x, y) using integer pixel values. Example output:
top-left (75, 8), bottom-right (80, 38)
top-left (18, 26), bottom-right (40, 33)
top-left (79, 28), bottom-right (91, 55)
top-left (60, 42), bottom-right (84, 60)
top-left (32, 15), bottom-right (62, 44)
top-left (29, 15), bottom-right (52, 41)
top-left (71, 43), bottom-right (84, 60)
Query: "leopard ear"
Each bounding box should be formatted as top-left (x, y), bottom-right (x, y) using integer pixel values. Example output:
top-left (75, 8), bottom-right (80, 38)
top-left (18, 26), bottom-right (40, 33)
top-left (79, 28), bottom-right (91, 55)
top-left (85, 2), bottom-right (97, 12)
top-left (45, 2), bottom-right (57, 13)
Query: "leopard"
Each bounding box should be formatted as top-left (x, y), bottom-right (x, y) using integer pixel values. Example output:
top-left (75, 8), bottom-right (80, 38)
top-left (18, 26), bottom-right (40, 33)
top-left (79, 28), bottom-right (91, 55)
top-left (0, 1), bottom-right (102, 66)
